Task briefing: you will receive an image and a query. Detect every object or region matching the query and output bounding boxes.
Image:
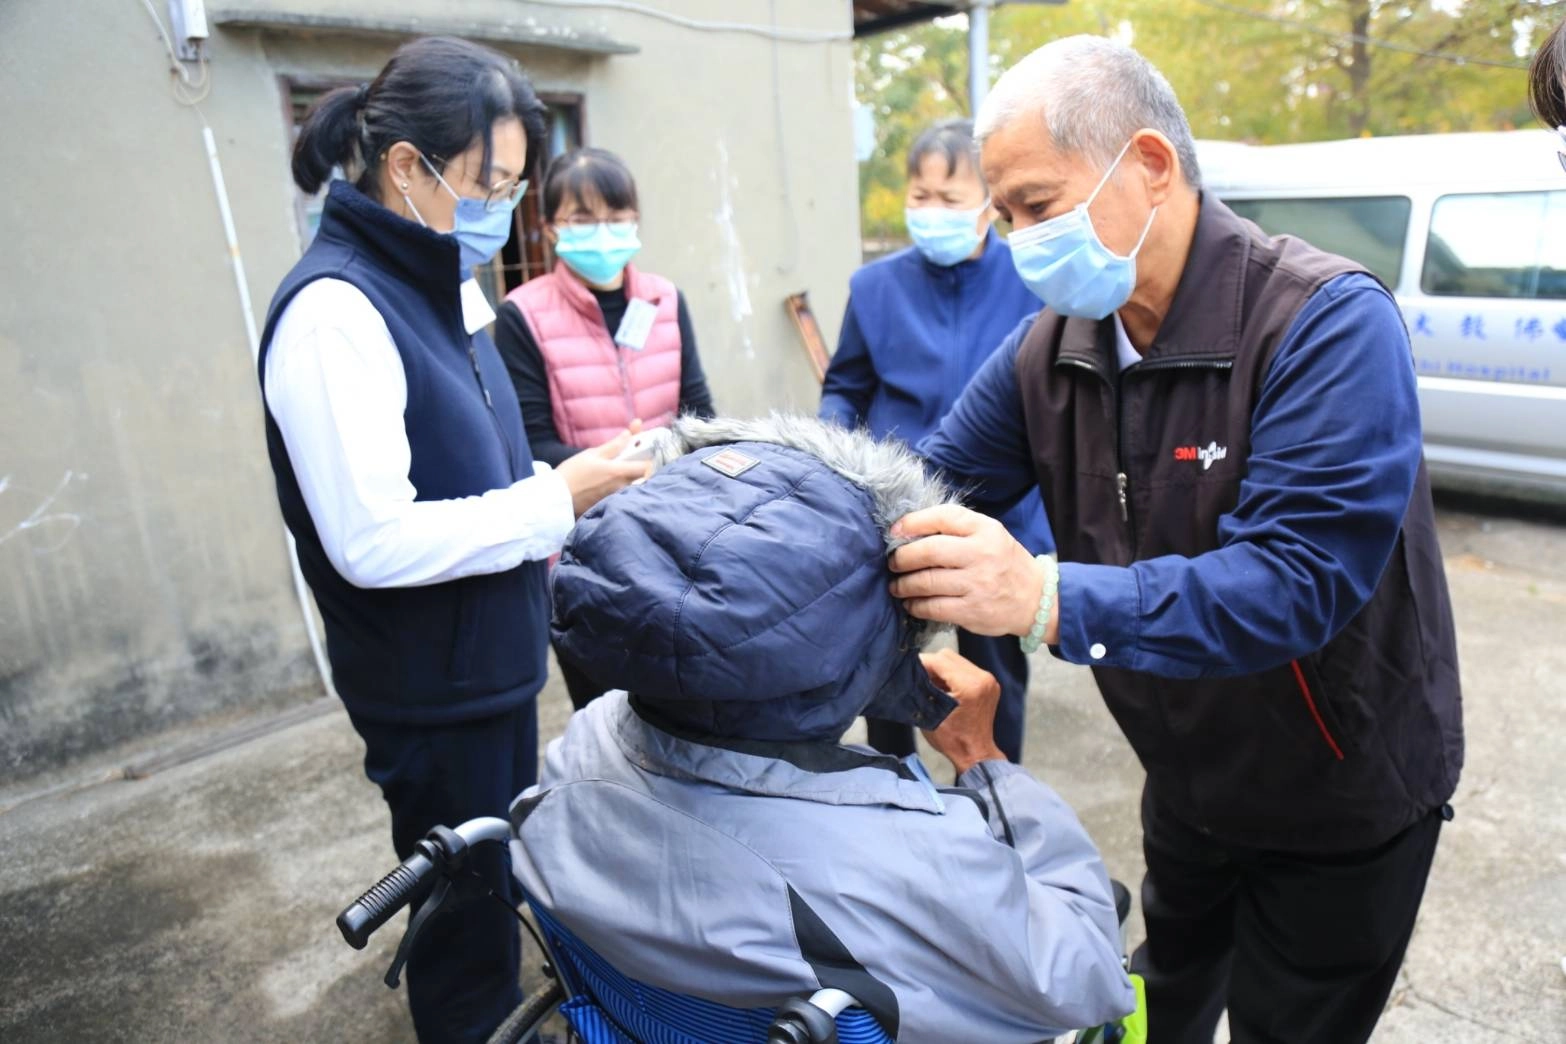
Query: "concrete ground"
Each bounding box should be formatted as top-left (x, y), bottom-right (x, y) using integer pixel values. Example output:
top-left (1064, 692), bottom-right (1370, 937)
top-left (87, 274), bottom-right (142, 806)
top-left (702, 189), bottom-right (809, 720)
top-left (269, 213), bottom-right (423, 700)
top-left (1, 498), bottom-right (1563, 1043)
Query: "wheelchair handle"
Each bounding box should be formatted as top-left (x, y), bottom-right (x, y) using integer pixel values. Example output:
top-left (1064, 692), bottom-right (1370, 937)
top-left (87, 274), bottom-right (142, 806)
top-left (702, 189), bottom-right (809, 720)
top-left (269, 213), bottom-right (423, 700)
top-left (337, 848), bottom-right (437, 950)
top-left (336, 818), bottom-right (514, 950)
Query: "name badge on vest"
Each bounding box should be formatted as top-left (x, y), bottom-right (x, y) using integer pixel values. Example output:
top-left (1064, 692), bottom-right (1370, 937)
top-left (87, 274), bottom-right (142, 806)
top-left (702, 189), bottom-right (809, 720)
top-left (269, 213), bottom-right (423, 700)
top-left (614, 298), bottom-right (658, 351)
top-left (459, 278), bottom-right (497, 334)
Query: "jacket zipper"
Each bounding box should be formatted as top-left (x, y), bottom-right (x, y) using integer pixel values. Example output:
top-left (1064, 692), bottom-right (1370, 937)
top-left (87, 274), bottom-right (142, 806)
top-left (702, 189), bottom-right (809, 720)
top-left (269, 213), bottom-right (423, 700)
top-left (1058, 348), bottom-right (1240, 830)
top-left (1058, 354), bottom-right (1234, 552)
top-left (1056, 356), bottom-right (1139, 548)
top-left (1290, 659), bottom-right (1345, 761)
top-left (467, 341), bottom-right (520, 481)
top-left (1114, 368), bottom-right (1138, 554)
top-left (1116, 356), bottom-right (1234, 556)
top-left (948, 269), bottom-right (963, 411)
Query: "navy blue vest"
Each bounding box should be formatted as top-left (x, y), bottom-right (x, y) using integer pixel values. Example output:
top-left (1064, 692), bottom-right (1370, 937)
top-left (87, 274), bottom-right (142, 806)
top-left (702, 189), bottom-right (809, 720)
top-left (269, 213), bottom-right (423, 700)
top-left (258, 181), bottom-right (550, 724)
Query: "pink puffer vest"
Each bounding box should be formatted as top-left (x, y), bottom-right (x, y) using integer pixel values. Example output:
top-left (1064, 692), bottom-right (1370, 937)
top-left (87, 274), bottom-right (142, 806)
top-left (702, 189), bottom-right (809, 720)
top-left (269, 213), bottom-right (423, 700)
top-left (505, 264), bottom-right (683, 449)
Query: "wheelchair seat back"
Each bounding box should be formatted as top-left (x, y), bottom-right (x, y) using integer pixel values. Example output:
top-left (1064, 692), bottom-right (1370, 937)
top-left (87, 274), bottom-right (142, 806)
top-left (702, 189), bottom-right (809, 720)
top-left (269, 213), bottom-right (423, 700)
top-left (528, 898), bottom-right (893, 1044)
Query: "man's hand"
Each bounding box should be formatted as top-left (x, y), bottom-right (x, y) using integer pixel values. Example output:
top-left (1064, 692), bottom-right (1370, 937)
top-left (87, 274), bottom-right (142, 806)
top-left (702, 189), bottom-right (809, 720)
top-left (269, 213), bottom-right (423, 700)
top-left (888, 505), bottom-right (1056, 642)
top-left (555, 422), bottom-right (653, 517)
top-left (920, 648), bottom-right (1006, 776)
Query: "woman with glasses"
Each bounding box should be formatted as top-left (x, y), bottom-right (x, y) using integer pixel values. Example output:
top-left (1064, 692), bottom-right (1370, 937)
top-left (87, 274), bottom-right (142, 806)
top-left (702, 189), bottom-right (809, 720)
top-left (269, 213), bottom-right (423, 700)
top-left (258, 37), bottom-right (647, 1043)
top-left (496, 147), bottom-right (716, 709)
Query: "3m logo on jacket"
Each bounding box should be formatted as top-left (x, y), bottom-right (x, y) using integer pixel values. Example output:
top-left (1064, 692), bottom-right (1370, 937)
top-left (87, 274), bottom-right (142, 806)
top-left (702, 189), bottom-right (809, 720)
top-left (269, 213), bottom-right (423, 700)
top-left (1173, 441), bottom-right (1228, 470)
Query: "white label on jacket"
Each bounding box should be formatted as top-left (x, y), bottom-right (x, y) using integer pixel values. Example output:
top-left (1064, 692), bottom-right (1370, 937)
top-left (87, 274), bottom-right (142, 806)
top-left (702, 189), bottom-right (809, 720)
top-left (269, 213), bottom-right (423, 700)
top-left (615, 298), bottom-right (658, 350)
top-left (702, 449), bottom-right (760, 479)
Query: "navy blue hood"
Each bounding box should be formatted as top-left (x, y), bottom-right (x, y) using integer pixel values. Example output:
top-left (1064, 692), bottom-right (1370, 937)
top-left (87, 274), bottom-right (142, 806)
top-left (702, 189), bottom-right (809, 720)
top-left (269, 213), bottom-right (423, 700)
top-left (551, 415), bottom-right (960, 742)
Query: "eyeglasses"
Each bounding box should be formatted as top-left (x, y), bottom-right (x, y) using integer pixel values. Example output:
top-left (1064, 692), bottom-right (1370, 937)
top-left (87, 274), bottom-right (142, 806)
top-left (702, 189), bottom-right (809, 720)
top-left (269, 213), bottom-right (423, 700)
top-left (480, 177), bottom-right (529, 213)
top-left (556, 211), bottom-right (640, 227)
top-left (1557, 126), bottom-right (1566, 174)
top-left (426, 154), bottom-right (530, 213)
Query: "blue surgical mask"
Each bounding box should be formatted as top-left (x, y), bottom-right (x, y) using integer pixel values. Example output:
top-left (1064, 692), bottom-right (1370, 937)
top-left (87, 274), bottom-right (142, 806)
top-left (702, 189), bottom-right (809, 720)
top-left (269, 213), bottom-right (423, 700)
top-left (406, 155), bottom-right (524, 271)
top-left (1008, 139), bottom-right (1158, 319)
top-left (554, 222), bottom-right (642, 286)
top-left (905, 200), bottom-right (989, 266)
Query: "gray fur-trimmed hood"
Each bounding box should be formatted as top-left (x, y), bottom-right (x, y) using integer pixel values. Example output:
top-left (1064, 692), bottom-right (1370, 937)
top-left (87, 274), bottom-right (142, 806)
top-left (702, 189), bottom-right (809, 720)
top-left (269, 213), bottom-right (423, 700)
top-left (654, 414), bottom-right (960, 542)
top-left (550, 414), bottom-right (960, 742)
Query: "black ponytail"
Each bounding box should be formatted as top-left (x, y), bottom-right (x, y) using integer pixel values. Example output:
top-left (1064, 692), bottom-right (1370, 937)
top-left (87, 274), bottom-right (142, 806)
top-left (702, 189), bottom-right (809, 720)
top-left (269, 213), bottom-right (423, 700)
top-left (290, 36), bottom-right (549, 198)
top-left (292, 84), bottom-right (367, 194)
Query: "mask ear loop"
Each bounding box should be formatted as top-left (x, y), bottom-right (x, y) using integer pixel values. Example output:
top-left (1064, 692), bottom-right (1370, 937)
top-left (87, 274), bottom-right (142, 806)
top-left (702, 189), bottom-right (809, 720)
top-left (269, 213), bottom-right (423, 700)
top-left (402, 152), bottom-right (467, 227)
top-left (1128, 204), bottom-right (1159, 257)
top-left (401, 192), bottom-right (428, 227)
top-left (397, 153), bottom-right (451, 228)
top-left (1010, 139), bottom-right (1139, 250)
top-left (419, 153), bottom-right (462, 204)
top-left (970, 197), bottom-right (994, 226)
top-left (1089, 136), bottom-right (1159, 260)
top-left (1085, 137), bottom-right (1140, 208)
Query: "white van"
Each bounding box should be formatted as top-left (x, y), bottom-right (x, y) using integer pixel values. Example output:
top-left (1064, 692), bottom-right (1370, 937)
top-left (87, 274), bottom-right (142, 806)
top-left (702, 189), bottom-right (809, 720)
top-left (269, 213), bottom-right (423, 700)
top-left (1197, 131), bottom-right (1566, 502)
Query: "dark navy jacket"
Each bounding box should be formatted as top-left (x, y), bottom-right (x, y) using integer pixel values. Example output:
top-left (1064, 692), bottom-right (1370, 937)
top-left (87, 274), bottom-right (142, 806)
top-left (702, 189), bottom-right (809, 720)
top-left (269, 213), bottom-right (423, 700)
top-left (820, 228), bottom-right (1052, 552)
top-left (257, 181), bottom-right (550, 724)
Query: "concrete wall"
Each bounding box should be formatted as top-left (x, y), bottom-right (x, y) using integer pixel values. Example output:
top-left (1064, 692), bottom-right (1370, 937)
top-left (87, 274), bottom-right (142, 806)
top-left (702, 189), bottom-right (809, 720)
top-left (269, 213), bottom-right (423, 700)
top-left (0, 0), bottom-right (859, 785)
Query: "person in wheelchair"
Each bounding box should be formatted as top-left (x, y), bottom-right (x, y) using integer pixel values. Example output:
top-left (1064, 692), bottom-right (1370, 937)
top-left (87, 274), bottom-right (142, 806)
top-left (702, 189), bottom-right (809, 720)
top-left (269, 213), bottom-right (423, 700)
top-left (508, 415), bottom-right (1136, 1042)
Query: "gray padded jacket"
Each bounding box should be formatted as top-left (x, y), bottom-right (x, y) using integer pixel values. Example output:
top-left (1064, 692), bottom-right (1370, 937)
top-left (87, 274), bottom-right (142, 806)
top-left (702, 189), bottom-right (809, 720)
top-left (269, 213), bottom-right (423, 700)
top-left (509, 693), bottom-right (1136, 1043)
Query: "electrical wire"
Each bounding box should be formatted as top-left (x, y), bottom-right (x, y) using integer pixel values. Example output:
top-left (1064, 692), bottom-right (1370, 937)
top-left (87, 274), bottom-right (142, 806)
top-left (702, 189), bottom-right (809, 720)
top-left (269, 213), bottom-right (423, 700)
top-left (1190, 0), bottom-right (1531, 70)
top-left (197, 120), bottom-right (338, 701)
top-left (136, 0), bottom-right (212, 103)
top-left (131, 0), bottom-right (338, 700)
top-left (518, 0), bottom-right (852, 43)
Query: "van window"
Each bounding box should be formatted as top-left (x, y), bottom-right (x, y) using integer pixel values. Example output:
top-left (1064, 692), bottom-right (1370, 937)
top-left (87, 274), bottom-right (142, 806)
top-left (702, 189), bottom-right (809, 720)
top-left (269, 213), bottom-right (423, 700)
top-left (1421, 191), bottom-right (1566, 299)
top-left (1226, 196), bottom-right (1410, 286)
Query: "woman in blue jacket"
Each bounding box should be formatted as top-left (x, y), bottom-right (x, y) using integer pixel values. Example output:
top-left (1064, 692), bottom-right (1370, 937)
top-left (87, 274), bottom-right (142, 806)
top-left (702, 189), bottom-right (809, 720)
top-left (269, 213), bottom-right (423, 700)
top-left (820, 118), bottom-right (1048, 762)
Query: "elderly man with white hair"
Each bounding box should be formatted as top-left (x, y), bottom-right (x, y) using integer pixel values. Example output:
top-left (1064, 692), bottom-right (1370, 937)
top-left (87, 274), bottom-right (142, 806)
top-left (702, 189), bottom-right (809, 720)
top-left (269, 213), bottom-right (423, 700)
top-left (889, 35), bottom-right (1463, 1044)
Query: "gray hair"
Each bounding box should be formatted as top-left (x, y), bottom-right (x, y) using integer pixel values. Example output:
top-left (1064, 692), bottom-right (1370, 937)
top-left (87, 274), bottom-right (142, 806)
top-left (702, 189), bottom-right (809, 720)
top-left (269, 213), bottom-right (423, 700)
top-left (976, 35), bottom-right (1201, 188)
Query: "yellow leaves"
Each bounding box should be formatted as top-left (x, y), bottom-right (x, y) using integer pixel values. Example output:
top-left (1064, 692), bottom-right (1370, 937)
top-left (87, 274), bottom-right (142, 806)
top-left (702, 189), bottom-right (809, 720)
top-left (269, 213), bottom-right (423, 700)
top-left (853, 0), bottom-right (1538, 241)
top-left (862, 181), bottom-right (909, 239)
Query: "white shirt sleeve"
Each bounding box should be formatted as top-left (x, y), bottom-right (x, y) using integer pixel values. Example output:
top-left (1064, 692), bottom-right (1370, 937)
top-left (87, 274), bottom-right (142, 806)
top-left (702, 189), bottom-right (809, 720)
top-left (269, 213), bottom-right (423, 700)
top-left (263, 278), bottom-right (575, 589)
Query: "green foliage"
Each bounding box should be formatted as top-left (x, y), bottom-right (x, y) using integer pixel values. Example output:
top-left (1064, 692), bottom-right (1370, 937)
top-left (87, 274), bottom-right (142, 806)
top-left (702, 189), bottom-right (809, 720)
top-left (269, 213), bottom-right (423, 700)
top-left (855, 0), bottom-right (1552, 239)
top-left (856, 19), bottom-right (977, 239)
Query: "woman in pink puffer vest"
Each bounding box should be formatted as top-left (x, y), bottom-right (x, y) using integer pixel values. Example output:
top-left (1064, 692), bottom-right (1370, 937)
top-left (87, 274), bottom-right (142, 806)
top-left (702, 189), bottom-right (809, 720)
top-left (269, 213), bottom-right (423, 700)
top-left (497, 147), bottom-right (715, 708)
